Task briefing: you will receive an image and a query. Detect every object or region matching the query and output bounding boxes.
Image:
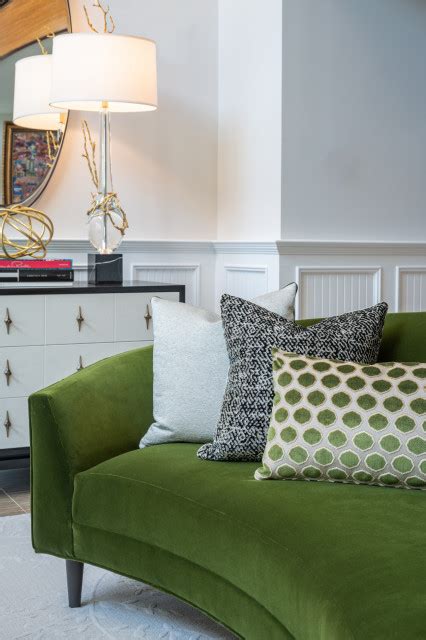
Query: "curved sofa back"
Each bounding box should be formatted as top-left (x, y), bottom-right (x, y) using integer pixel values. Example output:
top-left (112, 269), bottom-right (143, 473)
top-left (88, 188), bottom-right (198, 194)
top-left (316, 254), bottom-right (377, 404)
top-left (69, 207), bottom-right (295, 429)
top-left (298, 311), bottom-right (426, 363)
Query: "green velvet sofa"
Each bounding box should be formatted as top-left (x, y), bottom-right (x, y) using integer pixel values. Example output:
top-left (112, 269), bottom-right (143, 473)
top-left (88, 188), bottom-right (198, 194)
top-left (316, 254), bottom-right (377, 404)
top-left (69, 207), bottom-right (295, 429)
top-left (30, 311), bottom-right (426, 640)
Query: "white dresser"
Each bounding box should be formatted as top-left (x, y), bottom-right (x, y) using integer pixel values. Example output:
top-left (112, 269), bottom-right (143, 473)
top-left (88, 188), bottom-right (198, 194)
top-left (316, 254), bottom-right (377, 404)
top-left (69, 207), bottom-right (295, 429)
top-left (0, 282), bottom-right (184, 466)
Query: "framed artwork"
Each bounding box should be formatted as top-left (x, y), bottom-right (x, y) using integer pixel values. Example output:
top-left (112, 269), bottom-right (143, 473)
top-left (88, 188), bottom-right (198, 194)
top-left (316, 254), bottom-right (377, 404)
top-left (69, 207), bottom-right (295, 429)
top-left (2, 122), bottom-right (61, 204)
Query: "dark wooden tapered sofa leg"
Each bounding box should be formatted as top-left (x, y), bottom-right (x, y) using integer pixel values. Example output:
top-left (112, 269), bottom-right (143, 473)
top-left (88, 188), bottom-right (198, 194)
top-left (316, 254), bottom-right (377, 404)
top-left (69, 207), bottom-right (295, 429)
top-left (66, 560), bottom-right (84, 608)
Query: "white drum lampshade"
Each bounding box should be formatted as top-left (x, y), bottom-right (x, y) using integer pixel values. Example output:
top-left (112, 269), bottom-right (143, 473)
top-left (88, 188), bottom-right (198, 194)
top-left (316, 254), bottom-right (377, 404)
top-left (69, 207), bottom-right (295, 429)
top-left (13, 55), bottom-right (67, 130)
top-left (50, 33), bottom-right (157, 112)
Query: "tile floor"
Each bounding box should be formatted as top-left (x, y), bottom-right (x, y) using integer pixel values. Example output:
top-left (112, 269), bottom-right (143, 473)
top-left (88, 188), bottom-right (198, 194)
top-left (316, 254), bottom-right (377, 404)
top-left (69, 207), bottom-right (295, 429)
top-left (0, 467), bottom-right (30, 516)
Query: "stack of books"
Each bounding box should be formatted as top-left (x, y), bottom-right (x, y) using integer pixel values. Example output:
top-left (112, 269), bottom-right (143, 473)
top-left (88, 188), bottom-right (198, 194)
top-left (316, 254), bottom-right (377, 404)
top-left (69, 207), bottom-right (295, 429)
top-left (0, 259), bottom-right (74, 287)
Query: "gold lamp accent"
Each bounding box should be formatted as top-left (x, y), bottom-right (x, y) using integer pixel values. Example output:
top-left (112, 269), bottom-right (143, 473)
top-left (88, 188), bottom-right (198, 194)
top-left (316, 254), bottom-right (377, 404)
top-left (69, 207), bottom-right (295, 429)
top-left (81, 119), bottom-right (128, 238)
top-left (83, 0), bottom-right (115, 34)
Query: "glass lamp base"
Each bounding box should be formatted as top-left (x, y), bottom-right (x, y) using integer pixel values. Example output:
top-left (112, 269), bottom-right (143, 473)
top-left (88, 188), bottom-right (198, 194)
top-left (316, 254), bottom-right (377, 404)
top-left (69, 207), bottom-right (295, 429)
top-left (87, 192), bottom-right (127, 254)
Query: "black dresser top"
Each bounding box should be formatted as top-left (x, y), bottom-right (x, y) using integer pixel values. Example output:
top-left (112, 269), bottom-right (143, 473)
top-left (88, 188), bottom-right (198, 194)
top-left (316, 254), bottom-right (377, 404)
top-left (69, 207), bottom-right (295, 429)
top-left (0, 281), bottom-right (185, 297)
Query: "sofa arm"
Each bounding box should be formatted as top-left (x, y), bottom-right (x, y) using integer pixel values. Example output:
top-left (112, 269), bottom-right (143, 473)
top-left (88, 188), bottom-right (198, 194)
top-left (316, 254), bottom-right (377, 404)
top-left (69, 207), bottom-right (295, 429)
top-left (30, 345), bottom-right (153, 559)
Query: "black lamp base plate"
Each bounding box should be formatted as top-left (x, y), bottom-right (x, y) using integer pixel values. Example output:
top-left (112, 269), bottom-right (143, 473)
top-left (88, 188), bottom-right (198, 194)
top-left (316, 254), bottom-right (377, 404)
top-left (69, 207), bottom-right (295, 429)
top-left (88, 254), bottom-right (123, 284)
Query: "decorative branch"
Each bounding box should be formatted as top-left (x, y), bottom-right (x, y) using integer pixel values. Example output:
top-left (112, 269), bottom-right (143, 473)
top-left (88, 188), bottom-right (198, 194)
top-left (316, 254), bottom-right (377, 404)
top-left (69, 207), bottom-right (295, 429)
top-left (81, 120), bottom-right (99, 191)
top-left (36, 32), bottom-right (55, 56)
top-left (46, 131), bottom-right (60, 168)
top-left (46, 131), bottom-right (53, 165)
top-left (87, 194), bottom-right (128, 235)
top-left (36, 38), bottom-right (48, 55)
top-left (83, 0), bottom-right (115, 34)
top-left (83, 4), bottom-right (96, 32)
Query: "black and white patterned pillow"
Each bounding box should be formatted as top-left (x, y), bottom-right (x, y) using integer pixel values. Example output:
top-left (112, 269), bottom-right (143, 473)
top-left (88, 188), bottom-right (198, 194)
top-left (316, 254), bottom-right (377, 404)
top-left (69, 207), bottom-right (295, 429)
top-left (197, 295), bottom-right (388, 462)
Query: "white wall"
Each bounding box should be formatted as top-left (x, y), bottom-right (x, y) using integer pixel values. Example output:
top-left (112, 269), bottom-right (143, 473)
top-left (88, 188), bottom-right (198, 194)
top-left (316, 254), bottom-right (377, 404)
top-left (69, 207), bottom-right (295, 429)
top-left (282, 0), bottom-right (426, 242)
top-left (217, 0), bottom-right (282, 241)
top-left (21, 0), bottom-right (426, 315)
top-left (31, 0), bottom-right (426, 246)
top-left (38, 0), bottom-right (218, 240)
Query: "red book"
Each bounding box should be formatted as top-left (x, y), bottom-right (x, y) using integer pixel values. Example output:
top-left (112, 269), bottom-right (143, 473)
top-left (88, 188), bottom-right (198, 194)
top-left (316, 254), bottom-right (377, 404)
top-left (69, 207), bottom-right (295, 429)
top-left (0, 259), bottom-right (72, 270)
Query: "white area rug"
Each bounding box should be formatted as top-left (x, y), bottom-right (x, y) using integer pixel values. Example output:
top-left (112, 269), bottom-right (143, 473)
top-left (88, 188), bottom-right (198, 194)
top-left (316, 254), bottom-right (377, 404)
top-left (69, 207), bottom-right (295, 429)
top-left (0, 515), bottom-right (235, 639)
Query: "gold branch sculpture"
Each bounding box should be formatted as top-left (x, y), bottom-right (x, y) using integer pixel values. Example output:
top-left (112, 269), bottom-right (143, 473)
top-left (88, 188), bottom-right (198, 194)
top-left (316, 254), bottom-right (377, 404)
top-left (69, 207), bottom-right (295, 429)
top-left (46, 131), bottom-right (61, 168)
top-left (87, 194), bottom-right (128, 236)
top-left (82, 120), bottom-right (99, 192)
top-left (0, 206), bottom-right (54, 259)
top-left (36, 32), bottom-right (55, 56)
top-left (83, 0), bottom-right (115, 34)
top-left (81, 120), bottom-right (128, 237)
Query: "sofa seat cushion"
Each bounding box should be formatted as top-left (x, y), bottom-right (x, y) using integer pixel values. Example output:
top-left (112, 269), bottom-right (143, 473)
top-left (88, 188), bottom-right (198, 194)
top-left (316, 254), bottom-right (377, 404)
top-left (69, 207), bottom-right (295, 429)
top-left (73, 443), bottom-right (426, 640)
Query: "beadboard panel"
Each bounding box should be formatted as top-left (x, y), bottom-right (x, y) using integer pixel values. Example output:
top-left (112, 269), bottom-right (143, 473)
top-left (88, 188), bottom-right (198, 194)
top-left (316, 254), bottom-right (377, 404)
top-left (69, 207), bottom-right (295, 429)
top-left (131, 264), bottom-right (200, 306)
top-left (214, 251), bottom-right (280, 312)
top-left (72, 261), bottom-right (201, 306)
top-left (396, 267), bottom-right (426, 312)
top-left (224, 265), bottom-right (268, 299)
top-left (280, 244), bottom-right (425, 318)
top-left (295, 267), bottom-right (382, 320)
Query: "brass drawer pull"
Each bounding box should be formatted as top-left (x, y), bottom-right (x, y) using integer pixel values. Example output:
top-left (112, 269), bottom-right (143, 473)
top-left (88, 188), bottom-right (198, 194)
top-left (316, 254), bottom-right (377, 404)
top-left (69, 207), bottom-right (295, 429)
top-left (77, 356), bottom-right (84, 372)
top-left (144, 304), bottom-right (152, 330)
top-left (76, 306), bottom-right (85, 332)
top-left (4, 411), bottom-right (11, 438)
top-left (4, 308), bottom-right (12, 334)
top-left (4, 359), bottom-right (11, 386)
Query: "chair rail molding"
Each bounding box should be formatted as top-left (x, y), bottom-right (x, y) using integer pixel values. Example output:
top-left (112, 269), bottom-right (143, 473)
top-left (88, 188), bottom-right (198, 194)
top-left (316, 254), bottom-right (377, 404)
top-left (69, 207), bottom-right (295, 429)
top-left (45, 239), bottom-right (216, 254)
top-left (214, 242), bottom-right (278, 254)
top-left (46, 238), bottom-right (426, 256)
top-left (47, 239), bottom-right (280, 254)
top-left (277, 240), bottom-right (426, 256)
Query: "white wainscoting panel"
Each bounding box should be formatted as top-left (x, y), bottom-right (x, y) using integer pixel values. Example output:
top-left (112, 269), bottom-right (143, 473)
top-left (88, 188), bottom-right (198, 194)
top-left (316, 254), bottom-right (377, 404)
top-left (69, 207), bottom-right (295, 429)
top-left (296, 267), bottom-right (382, 319)
top-left (73, 264), bottom-right (88, 283)
top-left (396, 267), bottom-right (426, 312)
top-left (224, 265), bottom-right (268, 300)
top-left (131, 264), bottom-right (200, 306)
top-left (42, 240), bottom-right (426, 314)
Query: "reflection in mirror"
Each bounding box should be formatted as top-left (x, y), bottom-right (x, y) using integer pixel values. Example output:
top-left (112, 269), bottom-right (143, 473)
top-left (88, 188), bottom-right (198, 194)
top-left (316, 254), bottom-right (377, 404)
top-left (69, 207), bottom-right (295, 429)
top-left (0, 0), bottom-right (70, 208)
top-left (0, 39), bottom-right (61, 205)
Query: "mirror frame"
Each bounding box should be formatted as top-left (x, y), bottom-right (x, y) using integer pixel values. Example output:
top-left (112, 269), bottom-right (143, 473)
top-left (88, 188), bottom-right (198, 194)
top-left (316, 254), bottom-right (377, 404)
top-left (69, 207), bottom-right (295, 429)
top-left (0, 0), bottom-right (71, 208)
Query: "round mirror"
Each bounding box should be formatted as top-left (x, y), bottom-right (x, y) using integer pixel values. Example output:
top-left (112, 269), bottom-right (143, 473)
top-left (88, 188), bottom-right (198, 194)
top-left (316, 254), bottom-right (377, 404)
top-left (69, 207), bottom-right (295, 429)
top-left (0, 0), bottom-right (71, 207)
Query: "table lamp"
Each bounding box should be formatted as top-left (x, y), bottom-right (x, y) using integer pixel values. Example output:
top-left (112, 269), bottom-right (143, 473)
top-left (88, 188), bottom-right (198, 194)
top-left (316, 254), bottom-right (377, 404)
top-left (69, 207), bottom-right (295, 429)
top-left (13, 54), bottom-right (67, 131)
top-left (50, 30), bottom-right (157, 282)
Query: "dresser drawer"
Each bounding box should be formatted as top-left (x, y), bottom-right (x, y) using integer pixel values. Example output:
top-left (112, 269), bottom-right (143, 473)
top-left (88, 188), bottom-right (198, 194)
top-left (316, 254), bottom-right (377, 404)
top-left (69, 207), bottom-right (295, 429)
top-left (0, 397), bottom-right (29, 449)
top-left (0, 346), bottom-right (44, 397)
top-left (0, 296), bottom-right (45, 347)
top-left (44, 343), bottom-right (116, 387)
top-left (114, 291), bottom-right (180, 342)
top-left (45, 294), bottom-right (114, 345)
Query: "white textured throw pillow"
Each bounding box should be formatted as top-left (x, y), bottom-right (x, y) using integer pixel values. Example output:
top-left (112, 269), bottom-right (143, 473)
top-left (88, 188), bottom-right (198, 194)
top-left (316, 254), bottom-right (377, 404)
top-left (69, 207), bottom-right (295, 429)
top-left (139, 283), bottom-right (298, 448)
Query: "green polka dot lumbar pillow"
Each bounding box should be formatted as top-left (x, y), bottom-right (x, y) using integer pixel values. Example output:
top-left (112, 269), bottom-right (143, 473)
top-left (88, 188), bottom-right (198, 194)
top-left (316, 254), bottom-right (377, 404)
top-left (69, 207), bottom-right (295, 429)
top-left (256, 350), bottom-right (426, 490)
